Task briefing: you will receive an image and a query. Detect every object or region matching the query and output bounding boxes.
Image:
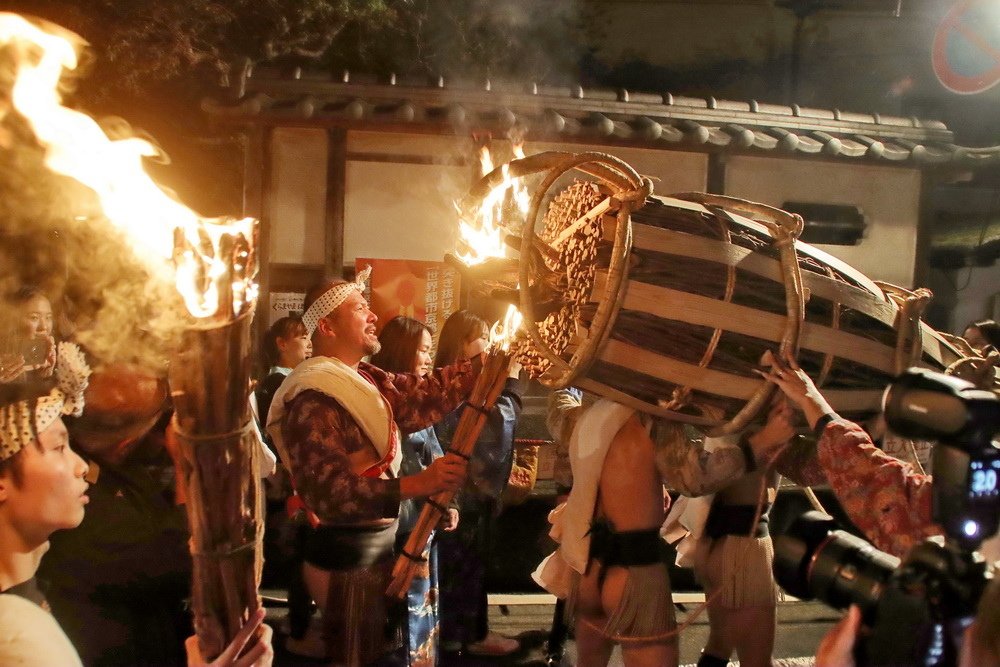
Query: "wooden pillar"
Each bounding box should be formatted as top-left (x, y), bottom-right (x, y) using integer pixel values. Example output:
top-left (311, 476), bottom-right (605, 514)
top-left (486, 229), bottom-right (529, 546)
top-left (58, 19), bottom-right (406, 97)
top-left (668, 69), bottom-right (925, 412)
top-left (242, 125), bottom-right (270, 344)
top-left (326, 128), bottom-right (347, 277)
top-left (707, 152), bottom-right (727, 195)
top-left (913, 170), bottom-right (936, 291)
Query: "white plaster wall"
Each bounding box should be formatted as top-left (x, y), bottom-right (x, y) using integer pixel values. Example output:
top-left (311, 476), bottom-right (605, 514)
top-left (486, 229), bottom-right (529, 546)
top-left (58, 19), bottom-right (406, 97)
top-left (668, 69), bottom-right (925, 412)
top-left (347, 131), bottom-right (473, 157)
top-left (342, 132), bottom-right (708, 262)
top-left (938, 264), bottom-right (1000, 333)
top-left (267, 128), bottom-right (328, 265)
top-left (726, 156), bottom-right (922, 288)
top-left (344, 160), bottom-right (467, 262)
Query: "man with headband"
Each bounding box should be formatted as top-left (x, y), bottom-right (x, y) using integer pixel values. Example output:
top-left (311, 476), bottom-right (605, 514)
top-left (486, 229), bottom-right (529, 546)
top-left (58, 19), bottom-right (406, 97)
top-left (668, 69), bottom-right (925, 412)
top-left (267, 268), bottom-right (484, 666)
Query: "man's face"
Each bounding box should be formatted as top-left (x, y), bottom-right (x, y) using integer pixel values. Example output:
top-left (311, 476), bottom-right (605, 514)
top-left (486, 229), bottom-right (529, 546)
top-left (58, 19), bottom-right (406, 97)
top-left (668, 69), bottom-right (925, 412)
top-left (329, 291), bottom-right (380, 358)
top-left (0, 418), bottom-right (89, 543)
top-left (964, 326), bottom-right (991, 354)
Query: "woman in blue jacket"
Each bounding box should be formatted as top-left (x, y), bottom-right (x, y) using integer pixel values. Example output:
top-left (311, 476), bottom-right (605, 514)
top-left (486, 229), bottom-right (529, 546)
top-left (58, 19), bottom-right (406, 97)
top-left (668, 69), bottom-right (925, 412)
top-left (433, 310), bottom-right (522, 657)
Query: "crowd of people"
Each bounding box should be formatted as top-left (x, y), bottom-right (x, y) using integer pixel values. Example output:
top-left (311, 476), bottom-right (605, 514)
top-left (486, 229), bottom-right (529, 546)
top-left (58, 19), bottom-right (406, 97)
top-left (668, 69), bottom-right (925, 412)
top-left (0, 277), bottom-right (998, 667)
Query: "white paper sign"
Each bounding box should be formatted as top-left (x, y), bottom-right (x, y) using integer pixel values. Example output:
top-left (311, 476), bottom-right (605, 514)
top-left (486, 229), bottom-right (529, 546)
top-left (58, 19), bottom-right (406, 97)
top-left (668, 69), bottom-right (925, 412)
top-left (269, 291), bottom-right (305, 325)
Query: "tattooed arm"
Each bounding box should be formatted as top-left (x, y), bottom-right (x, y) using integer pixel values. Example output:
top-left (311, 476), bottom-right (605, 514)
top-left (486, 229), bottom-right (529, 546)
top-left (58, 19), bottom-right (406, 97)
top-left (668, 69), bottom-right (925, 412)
top-left (652, 420), bottom-right (748, 497)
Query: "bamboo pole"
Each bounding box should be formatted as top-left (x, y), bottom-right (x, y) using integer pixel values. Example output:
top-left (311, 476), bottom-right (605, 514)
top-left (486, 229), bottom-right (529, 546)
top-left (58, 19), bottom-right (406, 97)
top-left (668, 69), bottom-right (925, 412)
top-left (386, 342), bottom-right (516, 600)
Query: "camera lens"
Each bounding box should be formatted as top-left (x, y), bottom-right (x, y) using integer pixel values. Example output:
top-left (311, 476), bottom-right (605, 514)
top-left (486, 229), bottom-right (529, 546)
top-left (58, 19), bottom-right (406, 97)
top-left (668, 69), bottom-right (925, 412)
top-left (774, 511), bottom-right (900, 615)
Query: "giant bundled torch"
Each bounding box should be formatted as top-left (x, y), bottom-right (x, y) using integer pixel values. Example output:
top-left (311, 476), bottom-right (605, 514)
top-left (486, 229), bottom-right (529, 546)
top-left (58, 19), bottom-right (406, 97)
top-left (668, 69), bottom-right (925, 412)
top-left (1, 14), bottom-right (262, 658)
top-left (437, 148), bottom-right (995, 443)
top-left (388, 143), bottom-right (998, 597)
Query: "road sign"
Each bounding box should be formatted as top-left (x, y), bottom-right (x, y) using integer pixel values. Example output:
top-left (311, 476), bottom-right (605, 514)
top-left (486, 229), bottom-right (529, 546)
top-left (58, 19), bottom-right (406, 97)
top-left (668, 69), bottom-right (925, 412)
top-left (932, 0), bottom-right (1000, 95)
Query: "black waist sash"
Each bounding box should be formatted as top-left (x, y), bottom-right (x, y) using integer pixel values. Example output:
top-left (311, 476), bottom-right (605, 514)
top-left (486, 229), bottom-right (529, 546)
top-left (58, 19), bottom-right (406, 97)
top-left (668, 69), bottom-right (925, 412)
top-left (704, 503), bottom-right (771, 540)
top-left (303, 522), bottom-right (398, 571)
top-left (588, 519), bottom-right (665, 567)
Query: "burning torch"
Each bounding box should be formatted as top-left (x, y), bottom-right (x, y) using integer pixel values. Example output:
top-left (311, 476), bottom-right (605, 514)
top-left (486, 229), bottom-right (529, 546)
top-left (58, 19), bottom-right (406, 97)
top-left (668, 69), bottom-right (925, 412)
top-left (0, 13), bottom-right (263, 659)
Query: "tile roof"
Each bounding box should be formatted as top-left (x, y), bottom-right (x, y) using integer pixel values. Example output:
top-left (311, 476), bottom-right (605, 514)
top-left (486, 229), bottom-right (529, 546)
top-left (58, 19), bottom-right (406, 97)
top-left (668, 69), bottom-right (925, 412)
top-left (203, 68), bottom-right (1000, 167)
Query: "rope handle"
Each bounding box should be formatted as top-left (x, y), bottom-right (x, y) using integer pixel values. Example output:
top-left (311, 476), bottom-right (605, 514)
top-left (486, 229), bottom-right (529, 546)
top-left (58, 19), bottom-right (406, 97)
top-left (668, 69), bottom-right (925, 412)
top-left (669, 193), bottom-right (806, 436)
top-left (875, 281), bottom-right (932, 374)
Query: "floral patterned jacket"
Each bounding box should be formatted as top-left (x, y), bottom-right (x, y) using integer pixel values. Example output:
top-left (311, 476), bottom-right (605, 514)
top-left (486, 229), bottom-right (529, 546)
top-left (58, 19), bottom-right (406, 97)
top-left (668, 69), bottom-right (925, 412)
top-left (280, 359), bottom-right (479, 524)
top-left (782, 418), bottom-right (941, 558)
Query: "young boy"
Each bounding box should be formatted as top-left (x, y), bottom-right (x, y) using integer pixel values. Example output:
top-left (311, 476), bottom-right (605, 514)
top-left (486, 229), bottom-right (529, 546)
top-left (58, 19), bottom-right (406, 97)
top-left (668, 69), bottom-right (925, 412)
top-left (0, 342), bottom-right (271, 667)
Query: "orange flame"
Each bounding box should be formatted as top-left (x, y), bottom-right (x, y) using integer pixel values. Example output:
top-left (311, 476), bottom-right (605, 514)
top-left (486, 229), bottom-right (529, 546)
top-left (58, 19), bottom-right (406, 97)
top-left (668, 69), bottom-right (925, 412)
top-left (456, 142), bottom-right (530, 266)
top-left (0, 13), bottom-right (257, 320)
top-left (489, 304), bottom-right (523, 351)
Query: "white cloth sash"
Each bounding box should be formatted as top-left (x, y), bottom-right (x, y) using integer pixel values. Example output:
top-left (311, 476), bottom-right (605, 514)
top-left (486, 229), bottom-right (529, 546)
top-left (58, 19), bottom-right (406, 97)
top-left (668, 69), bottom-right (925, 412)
top-left (532, 398), bottom-right (636, 597)
top-left (266, 356), bottom-right (401, 479)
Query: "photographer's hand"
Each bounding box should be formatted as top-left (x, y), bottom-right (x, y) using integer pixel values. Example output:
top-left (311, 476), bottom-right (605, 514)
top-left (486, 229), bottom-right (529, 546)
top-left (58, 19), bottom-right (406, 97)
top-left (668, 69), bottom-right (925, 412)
top-left (816, 605), bottom-right (860, 667)
top-left (756, 349), bottom-right (836, 429)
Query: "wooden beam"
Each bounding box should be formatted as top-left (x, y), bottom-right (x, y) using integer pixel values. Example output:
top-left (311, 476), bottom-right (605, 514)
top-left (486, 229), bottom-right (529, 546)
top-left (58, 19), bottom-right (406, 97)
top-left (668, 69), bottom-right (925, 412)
top-left (243, 126), bottom-right (270, 344)
top-left (325, 128), bottom-right (347, 276)
top-left (707, 152), bottom-right (726, 195)
top-left (593, 272), bottom-right (899, 374)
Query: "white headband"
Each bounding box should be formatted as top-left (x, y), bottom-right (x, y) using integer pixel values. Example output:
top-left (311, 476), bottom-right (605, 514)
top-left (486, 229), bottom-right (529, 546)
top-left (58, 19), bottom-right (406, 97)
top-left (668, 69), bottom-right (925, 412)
top-left (302, 266), bottom-right (372, 338)
top-left (0, 342), bottom-right (91, 462)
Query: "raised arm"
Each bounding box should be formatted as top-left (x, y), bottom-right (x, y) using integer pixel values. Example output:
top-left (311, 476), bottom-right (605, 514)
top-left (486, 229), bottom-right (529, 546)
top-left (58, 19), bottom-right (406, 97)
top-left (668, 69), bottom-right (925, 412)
top-left (653, 420), bottom-right (749, 497)
top-left (815, 418), bottom-right (938, 557)
top-left (758, 348), bottom-right (940, 557)
top-left (362, 358), bottom-right (481, 433)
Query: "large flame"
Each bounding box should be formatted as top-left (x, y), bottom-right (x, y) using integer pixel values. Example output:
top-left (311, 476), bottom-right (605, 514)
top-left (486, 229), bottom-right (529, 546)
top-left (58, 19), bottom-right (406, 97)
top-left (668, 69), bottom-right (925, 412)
top-left (0, 13), bottom-right (256, 320)
top-left (489, 304), bottom-right (523, 352)
top-left (456, 142), bottom-right (530, 266)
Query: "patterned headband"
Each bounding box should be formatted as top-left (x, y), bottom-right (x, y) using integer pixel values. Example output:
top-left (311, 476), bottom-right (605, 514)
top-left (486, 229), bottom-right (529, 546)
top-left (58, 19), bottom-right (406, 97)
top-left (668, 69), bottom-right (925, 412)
top-left (302, 265), bottom-right (372, 338)
top-left (0, 342), bottom-right (91, 462)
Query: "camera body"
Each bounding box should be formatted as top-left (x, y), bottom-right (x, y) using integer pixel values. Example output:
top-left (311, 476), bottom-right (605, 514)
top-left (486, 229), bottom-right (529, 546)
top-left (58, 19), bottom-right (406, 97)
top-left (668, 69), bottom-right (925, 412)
top-left (884, 368), bottom-right (1000, 548)
top-left (18, 338), bottom-right (48, 367)
top-left (774, 368), bottom-right (999, 666)
top-left (776, 512), bottom-right (988, 666)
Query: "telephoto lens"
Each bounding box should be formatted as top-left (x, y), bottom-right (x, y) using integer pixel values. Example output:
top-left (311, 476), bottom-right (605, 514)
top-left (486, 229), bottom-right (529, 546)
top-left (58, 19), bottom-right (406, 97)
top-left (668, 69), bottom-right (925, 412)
top-left (773, 511), bottom-right (900, 620)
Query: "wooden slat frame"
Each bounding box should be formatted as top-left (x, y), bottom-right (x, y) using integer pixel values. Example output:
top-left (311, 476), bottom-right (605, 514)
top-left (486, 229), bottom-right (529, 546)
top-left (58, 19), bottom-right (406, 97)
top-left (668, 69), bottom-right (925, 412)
top-left (593, 272), bottom-right (898, 375)
top-left (616, 223), bottom-right (958, 365)
top-left (593, 343), bottom-right (885, 415)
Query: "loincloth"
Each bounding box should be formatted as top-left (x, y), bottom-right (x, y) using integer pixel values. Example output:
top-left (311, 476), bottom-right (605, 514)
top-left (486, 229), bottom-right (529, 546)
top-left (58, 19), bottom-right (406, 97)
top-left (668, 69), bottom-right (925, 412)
top-left (568, 520), bottom-right (677, 641)
top-left (694, 504), bottom-right (782, 609)
top-left (304, 523), bottom-right (404, 665)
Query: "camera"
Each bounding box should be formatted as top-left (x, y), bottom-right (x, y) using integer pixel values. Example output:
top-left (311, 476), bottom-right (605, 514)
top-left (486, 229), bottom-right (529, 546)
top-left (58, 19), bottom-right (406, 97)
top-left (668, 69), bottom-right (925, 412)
top-left (18, 338), bottom-right (48, 367)
top-left (774, 368), bottom-right (999, 666)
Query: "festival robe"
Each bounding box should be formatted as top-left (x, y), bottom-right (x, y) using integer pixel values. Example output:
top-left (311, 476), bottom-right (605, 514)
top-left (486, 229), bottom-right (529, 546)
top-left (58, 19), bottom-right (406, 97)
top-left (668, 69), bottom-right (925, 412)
top-left (779, 418), bottom-right (941, 558)
top-left (278, 359), bottom-right (478, 524)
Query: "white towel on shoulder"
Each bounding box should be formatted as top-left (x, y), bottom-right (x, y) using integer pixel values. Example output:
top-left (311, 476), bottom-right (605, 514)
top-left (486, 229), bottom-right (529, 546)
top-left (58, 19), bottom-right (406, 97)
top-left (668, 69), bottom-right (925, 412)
top-left (532, 398), bottom-right (636, 597)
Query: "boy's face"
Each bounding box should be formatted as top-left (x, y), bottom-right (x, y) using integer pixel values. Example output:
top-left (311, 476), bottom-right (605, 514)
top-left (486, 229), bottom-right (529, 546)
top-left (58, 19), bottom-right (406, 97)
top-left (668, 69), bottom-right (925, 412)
top-left (0, 418), bottom-right (89, 543)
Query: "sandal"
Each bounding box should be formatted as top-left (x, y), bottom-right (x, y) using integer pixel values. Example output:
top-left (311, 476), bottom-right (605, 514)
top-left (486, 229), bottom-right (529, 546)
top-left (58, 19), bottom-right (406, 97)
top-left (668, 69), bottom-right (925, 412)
top-left (465, 632), bottom-right (520, 656)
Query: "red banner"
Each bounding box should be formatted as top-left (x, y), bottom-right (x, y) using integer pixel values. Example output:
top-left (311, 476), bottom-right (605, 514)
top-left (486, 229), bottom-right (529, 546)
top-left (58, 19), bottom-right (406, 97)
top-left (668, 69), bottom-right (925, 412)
top-left (355, 258), bottom-right (461, 340)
